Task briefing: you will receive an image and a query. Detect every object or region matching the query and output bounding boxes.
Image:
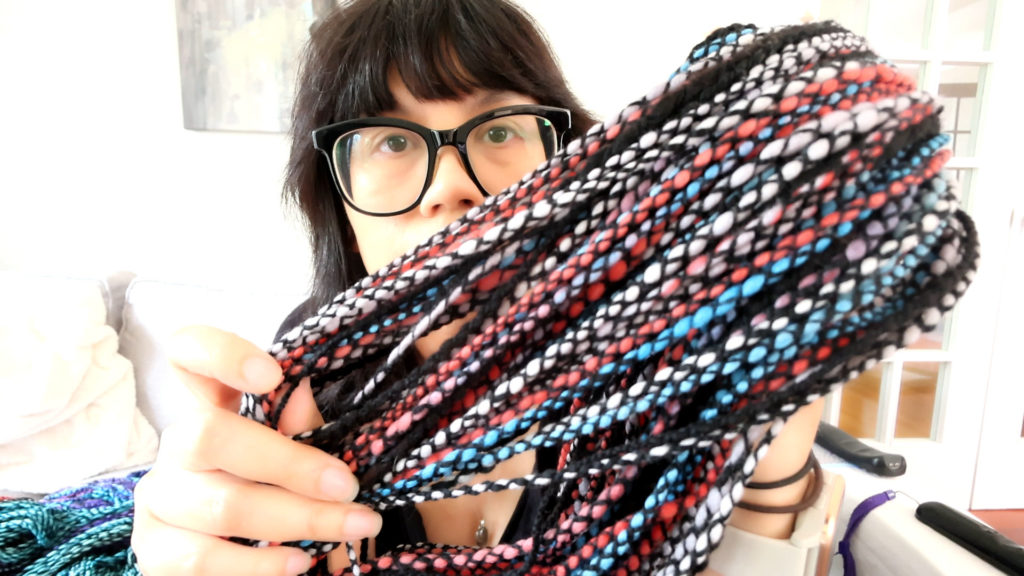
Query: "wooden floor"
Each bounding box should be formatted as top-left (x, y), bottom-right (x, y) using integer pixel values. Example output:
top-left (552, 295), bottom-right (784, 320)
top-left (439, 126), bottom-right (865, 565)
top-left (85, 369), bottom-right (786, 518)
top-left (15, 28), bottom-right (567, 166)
top-left (970, 509), bottom-right (1024, 548)
top-left (838, 362), bottom-right (938, 438)
top-left (835, 358), bottom-right (1024, 549)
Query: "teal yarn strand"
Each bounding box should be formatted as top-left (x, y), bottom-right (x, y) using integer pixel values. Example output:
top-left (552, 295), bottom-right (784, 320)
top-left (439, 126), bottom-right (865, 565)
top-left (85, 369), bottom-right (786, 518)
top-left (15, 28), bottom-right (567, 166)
top-left (0, 471), bottom-right (143, 576)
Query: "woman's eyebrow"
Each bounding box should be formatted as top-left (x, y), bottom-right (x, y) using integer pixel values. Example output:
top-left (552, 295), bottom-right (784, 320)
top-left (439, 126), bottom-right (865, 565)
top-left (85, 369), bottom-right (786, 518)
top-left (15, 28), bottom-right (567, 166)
top-left (475, 90), bottom-right (528, 108)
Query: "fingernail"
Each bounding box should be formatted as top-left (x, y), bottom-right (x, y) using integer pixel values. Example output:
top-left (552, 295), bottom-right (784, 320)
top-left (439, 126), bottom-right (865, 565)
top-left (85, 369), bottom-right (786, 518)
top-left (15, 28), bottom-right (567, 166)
top-left (242, 355), bottom-right (282, 387)
top-left (320, 467), bottom-right (358, 501)
top-left (285, 552), bottom-right (311, 575)
top-left (348, 507), bottom-right (383, 537)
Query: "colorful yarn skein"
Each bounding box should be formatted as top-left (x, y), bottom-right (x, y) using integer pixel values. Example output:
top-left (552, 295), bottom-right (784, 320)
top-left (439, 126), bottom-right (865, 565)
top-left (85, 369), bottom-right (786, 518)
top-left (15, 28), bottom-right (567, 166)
top-left (240, 19), bottom-right (978, 576)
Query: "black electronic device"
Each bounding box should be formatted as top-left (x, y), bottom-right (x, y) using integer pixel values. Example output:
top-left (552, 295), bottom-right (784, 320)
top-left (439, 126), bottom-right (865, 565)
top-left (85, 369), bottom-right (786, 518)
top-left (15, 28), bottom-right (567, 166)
top-left (815, 422), bottom-right (907, 477)
top-left (916, 501), bottom-right (1024, 575)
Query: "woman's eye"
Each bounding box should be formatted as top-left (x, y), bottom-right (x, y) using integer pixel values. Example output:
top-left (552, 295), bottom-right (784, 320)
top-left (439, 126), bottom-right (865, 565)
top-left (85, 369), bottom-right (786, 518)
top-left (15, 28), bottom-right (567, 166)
top-left (383, 134), bottom-right (408, 152)
top-left (486, 126), bottom-right (511, 144)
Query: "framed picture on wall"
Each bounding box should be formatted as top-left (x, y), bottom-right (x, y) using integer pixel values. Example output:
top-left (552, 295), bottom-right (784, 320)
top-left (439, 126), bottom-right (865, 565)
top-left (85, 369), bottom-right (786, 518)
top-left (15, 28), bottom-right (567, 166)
top-left (174, 0), bottom-right (335, 133)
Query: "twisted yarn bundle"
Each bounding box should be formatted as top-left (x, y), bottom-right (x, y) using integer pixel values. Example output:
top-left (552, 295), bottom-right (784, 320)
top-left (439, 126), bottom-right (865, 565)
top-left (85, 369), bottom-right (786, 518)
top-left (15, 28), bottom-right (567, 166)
top-left (0, 472), bottom-right (143, 576)
top-left (243, 21), bottom-right (977, 576)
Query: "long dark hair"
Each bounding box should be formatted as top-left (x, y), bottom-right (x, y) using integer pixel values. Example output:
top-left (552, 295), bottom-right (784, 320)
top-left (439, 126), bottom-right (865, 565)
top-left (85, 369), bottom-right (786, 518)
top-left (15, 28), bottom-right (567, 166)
top-left (284, 0), bottom-right (598, 310)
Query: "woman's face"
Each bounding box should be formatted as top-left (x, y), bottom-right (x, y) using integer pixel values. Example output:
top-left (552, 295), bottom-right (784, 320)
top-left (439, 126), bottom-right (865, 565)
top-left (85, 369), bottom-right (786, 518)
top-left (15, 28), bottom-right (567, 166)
top-left (343, 71), bottom-right (538, 356)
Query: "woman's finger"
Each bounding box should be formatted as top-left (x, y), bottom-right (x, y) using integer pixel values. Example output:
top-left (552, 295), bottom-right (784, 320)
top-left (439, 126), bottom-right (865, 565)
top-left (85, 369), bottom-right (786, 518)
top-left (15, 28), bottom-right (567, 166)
top-left (168, 326), bottom-right (283, 410)
top-left (143, 468), bottom-right (381, 543)
top-left (158, 409), bottom-right (360, 502)
top-left (132, 502), bottom-right (313, 576)
top-left (278, 378), bottom-right (327, 436)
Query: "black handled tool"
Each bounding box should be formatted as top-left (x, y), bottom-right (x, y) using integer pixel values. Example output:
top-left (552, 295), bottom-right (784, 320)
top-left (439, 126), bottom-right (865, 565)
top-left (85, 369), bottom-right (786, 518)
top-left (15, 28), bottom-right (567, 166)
top-left (916, 501), bottom-right (1024, 575)
top-left (815, 422), bottom-right (907, 477)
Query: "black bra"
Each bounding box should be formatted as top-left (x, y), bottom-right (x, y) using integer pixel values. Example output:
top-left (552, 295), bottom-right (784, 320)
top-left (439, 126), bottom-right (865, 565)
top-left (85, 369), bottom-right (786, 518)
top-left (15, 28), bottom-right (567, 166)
top-left (375, 446), bottom-right (559, 554)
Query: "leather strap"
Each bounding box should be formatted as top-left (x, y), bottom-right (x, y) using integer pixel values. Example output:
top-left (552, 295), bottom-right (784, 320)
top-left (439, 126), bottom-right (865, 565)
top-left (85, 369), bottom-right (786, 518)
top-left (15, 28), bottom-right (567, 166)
top-left (736, 454), bottom-right (823, 514)
top-left (746, 453), bottom-right (816, 490)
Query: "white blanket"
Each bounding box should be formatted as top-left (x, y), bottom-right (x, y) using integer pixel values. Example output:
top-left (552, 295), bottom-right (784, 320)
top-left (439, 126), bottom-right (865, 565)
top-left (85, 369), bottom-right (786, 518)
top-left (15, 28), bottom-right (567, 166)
top-left (0, 273), bottom-right (158, 494)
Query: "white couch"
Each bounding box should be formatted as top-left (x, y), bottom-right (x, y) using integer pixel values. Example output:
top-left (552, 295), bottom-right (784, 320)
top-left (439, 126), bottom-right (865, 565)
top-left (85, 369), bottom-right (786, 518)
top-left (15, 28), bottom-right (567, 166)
top-left (0, 271), bottom-right (305, 496)
top-left (118, 275), bottom-right (306, 435)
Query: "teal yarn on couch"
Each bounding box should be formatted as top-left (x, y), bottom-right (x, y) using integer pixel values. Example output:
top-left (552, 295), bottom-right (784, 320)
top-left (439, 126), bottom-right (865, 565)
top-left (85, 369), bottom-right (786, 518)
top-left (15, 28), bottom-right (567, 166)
top-left (0, 471), bottom-right (143, 576)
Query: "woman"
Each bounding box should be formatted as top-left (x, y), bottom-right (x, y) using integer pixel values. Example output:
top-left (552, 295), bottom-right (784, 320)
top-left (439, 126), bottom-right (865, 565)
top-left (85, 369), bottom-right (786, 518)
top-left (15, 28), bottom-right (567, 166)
top-left (131, 1), bottom-right (824, 574)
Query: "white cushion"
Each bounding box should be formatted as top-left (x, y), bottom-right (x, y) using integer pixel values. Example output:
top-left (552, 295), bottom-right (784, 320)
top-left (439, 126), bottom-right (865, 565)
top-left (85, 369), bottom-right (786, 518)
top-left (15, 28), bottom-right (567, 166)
top-left (0, 271), bottom-right (157, 494)
top-left (118, 278), bottom-right (307, 433)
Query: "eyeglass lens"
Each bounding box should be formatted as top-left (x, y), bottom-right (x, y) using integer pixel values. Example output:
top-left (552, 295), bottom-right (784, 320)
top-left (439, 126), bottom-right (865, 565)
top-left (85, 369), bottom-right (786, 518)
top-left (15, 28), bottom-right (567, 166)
top-left (331, 115), bottom-right (557, 214)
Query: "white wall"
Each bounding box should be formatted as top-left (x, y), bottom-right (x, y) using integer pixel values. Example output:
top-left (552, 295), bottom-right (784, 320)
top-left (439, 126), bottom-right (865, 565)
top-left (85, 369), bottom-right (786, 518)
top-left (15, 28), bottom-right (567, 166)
top-left (0, 0), bottom-right (310, 293)
top-left (0, 1), bottom-right (817, 294)
top-left (517, 0), bottom-right (820, 119)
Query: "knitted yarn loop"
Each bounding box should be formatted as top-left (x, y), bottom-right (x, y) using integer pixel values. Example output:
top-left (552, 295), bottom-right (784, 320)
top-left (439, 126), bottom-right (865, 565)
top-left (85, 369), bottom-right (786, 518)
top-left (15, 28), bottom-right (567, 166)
top-left (240, 20), bottom-right (979, 576)
top-left (0, 472), bottom-right (142, 576)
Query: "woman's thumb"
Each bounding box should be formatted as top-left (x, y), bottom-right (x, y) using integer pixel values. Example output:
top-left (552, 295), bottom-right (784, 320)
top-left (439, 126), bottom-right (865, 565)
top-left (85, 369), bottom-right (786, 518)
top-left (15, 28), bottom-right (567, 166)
top-left (278, 378), bottom-right (326, 435)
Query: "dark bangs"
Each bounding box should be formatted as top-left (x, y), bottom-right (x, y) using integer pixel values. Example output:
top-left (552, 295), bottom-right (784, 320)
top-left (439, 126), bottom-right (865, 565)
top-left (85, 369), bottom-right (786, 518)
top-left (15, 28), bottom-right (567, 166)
top-left (305, 0), bottom-right (594, 129)
top-left (286, 0), bottom-right (596, 309)
top-left (390, 1), bottom-right (571, 114)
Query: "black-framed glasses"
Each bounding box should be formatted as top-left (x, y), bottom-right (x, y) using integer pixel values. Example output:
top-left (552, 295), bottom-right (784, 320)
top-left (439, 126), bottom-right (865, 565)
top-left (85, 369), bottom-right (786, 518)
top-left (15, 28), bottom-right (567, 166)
top-left (312, 105), bottom-right (571, 216)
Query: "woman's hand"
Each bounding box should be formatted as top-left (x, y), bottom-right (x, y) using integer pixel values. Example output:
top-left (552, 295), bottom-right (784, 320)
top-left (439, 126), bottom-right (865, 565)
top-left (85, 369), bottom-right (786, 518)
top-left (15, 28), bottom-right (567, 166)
top-left (131, 326), bottom-right (382, 576)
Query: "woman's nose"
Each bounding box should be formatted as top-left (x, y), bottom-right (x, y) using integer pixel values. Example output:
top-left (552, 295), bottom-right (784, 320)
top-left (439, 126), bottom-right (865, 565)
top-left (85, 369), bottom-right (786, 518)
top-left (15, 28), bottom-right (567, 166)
top-left (418, 147), bottom-right (486, 218)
